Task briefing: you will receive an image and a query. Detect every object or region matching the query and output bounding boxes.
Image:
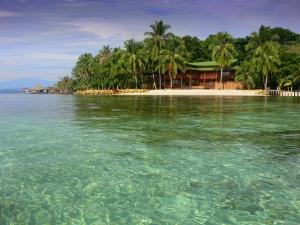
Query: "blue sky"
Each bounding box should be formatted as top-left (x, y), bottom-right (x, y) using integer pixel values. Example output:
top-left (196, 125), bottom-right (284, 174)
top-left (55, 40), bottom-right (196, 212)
top-left (0, 0), bottom-right (299, 82)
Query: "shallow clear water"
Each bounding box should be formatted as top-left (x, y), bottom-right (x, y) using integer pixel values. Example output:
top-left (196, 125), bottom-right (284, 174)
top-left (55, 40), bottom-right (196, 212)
top-left (0, 94), bottom-right (300, 225)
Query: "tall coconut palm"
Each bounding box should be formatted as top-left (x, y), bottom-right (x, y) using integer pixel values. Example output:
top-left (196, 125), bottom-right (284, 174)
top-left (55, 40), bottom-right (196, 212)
top-left (144, 20), bottom-right (172, 89)
top-left (144, 20), bottom-right (172, 50)
top-left (253, 42), bottom-right (280, 91)
top-left (211, 32), bottom-right (236, 89)
top-left (123, 39), bottom-right (145, 89)
top-left (159, 36), bottom-right (187, 88)
top-left (143, 39), bottom-right (157, 89)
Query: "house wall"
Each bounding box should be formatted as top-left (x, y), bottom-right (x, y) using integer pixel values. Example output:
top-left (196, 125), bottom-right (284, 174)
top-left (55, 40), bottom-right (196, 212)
top-left (215, 82), bottom-right (244, 90)
top-left (147, 70), bottom-right (242, 89)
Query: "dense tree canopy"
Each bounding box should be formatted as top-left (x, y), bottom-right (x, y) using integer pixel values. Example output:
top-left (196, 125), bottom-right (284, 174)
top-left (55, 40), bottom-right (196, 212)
top-left (57, 23), bottom-right (300, 91)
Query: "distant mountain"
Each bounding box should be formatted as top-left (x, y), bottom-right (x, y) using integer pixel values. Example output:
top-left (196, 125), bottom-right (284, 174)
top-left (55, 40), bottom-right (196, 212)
top-left (0, 88), bottom-right (23, 93)
top-left (0, 78), bottom-right (55, 91)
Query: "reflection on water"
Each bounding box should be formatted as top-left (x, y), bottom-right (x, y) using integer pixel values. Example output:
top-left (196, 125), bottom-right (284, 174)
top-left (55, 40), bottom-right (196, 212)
top-left (0, 94), bottom-right (300, 224)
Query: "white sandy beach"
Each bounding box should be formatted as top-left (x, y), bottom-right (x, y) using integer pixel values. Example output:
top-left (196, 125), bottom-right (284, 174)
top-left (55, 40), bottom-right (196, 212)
top-left (121, 89), bottom-right (265, 96)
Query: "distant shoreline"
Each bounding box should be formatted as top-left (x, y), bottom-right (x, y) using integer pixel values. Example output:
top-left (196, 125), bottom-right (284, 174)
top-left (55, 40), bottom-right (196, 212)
top-left (120, 89), bottom-right (266, 96)
top-left (75, 89), bottom-right (266, 96)
top-left (0, 89), bottom-right (23, 94)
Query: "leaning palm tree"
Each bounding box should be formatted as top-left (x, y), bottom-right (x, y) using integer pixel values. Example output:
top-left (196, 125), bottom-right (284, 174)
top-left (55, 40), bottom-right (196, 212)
top-left (278, 73), bottom-right (300, 90)
top-left (159, 36), bottom-right (187, 88)
top-left (253, 42), bottom-right (280, 91)
top-left (123, 39), bottom-right (145, 89)
top-left (145, 20), bottom-right (172, 89)
top-left (211, 32), bottom-right (236, 89)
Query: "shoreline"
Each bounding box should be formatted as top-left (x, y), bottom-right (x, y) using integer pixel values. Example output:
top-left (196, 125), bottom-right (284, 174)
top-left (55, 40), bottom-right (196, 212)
top-left (120, 89), bottom-right (265, 96)
top-left (75, 89), bottom-right (266, 96)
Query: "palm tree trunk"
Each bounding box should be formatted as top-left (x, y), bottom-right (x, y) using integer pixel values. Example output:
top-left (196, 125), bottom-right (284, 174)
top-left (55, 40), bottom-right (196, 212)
top-left (135, 74), bottom-right (138, 89)
top-left (220, 68), bottom-right (223, 90)
top-left (152, 73), bottom-right (157, 89)
top-left (264, 76), bottom-right (268, 92)
top-left (169, 72), bottom-right (172, 89)
top-left (181, 76), bottom-right (183, 88)
top-left (159, 69), bottom-right (161, 89)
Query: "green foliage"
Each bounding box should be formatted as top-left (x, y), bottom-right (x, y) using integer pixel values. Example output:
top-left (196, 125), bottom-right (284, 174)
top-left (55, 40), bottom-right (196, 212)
top-left (56, 76), bottom-right (73, 92)
top-left (57, 21), bottom-right (300, 91)
top-left (252, 42), bottom-right (281, 90)
top-left (182, 36), bottom-right (210, 61)
top-left (144, 20), bottom-right (172, 50)
top-left (235, 61), bottom-right (256, 89)
top-left (210, 32), bottom-right (236, 87)
top-left (95, 45), bottom-right (112, 64)
top-left (246, 25), bottom-right (279, 53)
top-left (211, 32), bottom-right (236, 69)
top-left (123, 39), bottom-right (145, 88)
top-left (277, 47), bottom-right (300, 89)
top-left (269, 27), bottom-right (300, 45)
top-left (144, 20), bottom-right (173, 89)
top-left (234, 37), bottom-right (250, 61)
top-left (159, 36), bottom-right (187, 88)
top-left (72, 53), bottom-right (95, 90)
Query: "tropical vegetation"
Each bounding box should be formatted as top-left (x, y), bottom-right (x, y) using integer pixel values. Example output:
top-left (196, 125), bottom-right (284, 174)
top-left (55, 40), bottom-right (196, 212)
top-left (57, 21), bottom-right (300, 91)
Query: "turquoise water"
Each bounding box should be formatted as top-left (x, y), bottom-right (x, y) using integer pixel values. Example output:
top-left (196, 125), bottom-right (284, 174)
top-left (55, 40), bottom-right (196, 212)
top-left (0, 94), bottom-right (300, 225)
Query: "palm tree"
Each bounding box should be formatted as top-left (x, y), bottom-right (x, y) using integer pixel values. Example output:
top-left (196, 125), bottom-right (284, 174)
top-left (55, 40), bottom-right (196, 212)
top-left (72, 53), bottom-right (94, 89)
top-left (123, 39), bottom-right (145, 89)
top-left (159, 36), bottom-right (187, 88)
top-left (144, 20), bottom-right (172, 50)
top-left (278, 73), bottom-right (300, 90)
top-left (253, 42), bottom-right (280, 91)
top-left (97, 45), bottom-right (112, 64)
top-left (145, 20), bottom-right (172, 89)
top-left (109, 48), bottom-right (129, 89)
top-left (57, 76), bottom-right (73, 92)
top-left (235, 61), bottom-right (255, 89)
top-left (143, 39), bottom-right (157, 89)
top-left (246, 25), bottom-right (278, 53)
top-left (211, 32), bottom-right (236, 89)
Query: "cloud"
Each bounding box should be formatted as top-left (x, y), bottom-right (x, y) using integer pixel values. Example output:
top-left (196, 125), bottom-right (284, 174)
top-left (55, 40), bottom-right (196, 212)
top-left (0, 0), bottom-right (300, 81)
top-left (0, 10), bottom-right (17, 17)
top-left (63, 20), bottom-right (145, 40)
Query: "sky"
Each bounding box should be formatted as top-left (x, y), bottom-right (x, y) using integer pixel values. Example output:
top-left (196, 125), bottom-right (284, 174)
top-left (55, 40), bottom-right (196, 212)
top-left (0, 0), bottom-right (299, 82)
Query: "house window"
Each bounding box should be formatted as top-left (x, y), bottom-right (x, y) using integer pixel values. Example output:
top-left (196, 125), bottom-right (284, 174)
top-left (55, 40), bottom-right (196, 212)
top-left (223, 71), bottom-right (230, 76)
